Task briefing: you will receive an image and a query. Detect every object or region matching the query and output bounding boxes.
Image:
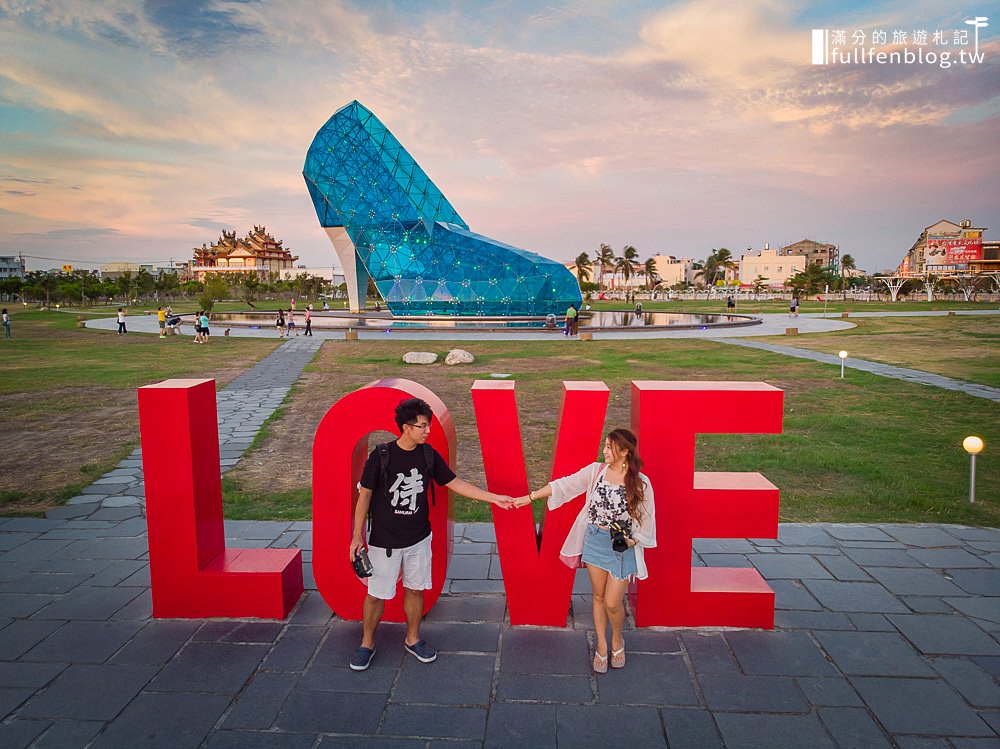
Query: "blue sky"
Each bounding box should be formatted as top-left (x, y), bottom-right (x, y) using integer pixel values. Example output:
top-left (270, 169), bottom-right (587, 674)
top-left (0, 0), bottom-right (997, 273)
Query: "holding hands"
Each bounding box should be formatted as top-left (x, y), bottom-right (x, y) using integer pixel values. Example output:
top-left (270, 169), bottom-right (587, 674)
top-left (490, 494), bottom-right (516, 510)
top-left (488, 492), bottom-right (540, 510)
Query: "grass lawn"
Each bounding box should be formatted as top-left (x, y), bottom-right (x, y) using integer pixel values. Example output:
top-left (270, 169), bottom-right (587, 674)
top-left (222, 338), bottom-right (999, 526)
top-left (0, 310), bottom-right (280, 515)
top-left (749, 314), bottom-right (1000, 388)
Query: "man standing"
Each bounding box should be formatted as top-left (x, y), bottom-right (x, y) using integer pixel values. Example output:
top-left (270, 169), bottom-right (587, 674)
top-left (157, 306), bottom-right (167, 339)
top-left (348, 398), bottom-right (511, 670)
top-left (116, 308), bottom-right (127, 335)
top-left (304, 305), bottom-right (313, 336)
top-left (564, 303), bottom-right (578, 336)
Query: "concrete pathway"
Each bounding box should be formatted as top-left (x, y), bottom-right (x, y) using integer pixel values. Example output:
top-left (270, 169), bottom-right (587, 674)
top-left (0, 518), bottom-right (998, 747)
top-left (49, 337), bottom-right (323, 521)
top-left (718, 339), bottom-right (1000, 402)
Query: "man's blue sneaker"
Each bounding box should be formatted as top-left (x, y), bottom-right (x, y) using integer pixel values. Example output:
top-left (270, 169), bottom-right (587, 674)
top-left (404, 640), bottom-right (437, 663)
top-left (350, 646), bottom-right (376, 671)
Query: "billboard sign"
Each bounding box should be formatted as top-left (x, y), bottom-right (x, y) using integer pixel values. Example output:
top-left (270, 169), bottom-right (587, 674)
top-left (927, 235), bottom-right (983, 266)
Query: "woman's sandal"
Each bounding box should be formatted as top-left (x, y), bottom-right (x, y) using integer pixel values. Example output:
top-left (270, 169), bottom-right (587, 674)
top-left (593, 650), bottom-right (609, 673)
top-left (610, 641), bottom-right (626, 669)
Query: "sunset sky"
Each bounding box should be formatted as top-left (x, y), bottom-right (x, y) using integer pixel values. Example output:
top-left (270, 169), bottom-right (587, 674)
top-left (1, 0), bottom-right (997, 274)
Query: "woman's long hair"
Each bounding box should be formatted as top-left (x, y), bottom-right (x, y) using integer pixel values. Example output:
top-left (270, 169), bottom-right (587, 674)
top-left (607, 428), bottom-right (645, 522)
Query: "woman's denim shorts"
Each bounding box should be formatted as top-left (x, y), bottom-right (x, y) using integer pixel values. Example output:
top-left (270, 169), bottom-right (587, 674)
top-left (581, 523), bottom-right (638, 581)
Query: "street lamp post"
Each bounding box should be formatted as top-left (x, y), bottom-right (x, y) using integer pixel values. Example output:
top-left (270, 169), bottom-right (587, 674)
top-left (838, 350), bottom-right (847, 378)
top-left (963, 436), bottom-right (984, 504)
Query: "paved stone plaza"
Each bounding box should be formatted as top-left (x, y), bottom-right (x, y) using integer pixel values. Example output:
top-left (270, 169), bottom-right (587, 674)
top-left (2, 327), bottom-right (996, 747)
top-left (1, 518), bottom-right (999, 748)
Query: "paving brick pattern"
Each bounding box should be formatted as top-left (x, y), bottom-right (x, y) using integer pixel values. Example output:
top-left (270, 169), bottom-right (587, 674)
top-left (48, 338), bottom-right (323, 522)
top-left (1, 519), bottom-right (998, 747)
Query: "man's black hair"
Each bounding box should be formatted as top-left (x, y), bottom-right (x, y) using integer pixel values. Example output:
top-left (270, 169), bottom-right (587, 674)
top-left (394, 397), bottom-right (433, 431)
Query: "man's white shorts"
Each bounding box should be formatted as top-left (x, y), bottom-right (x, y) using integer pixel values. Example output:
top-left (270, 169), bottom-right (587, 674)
top-left (366, 533), bottom-right (433, 600)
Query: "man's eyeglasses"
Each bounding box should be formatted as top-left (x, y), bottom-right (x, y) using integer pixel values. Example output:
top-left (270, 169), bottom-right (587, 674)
top-left (405, 422), bottom-right (432, 431)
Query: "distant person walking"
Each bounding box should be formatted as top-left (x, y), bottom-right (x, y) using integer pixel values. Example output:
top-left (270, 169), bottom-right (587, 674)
top-left (287, 308), bottom-right (297, 336)
top-left (116, 308), bottom-right (127, 335)
top-left (304, 306), bottom-right (313, 336)
top-left (276, 309), bottom-right (286, 338)
top-left (199, 311), bottom-right (210, 343)
top-left (157, 306), bottom-right (167, 339)
top-left (790, 296), bottom-right (799, 318)
top-left (2, 308), bottom-right (10, 339)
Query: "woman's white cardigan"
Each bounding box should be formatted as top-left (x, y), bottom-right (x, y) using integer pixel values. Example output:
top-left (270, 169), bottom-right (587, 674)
top-left (547, 462), bottom-right (657, 579)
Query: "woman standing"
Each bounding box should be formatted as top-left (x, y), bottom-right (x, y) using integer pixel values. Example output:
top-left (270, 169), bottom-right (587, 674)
top-left (199, 310), bottom-right (210, 344)
top-left (2, 308), bottom-right (10, 338)
top-left (514, 428), bottom-right (655, 672)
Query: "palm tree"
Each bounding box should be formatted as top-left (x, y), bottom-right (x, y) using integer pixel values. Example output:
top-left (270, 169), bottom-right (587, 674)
top-left (694, 251), bottom-right (718, 289)
top-left (840, 253), bottom-right (856, 298)
top-left (615, 245), bottom-right (638, 292)
top-left (574, 252), bottom-right (593, 284)
top-left (615, 256), bottom-right (634, 289)
top-left (714, 248), bottom-right (737, 284)
top-left (594, 243), bottom-right (615, 289)
top-left (643, 258), bottom-right (660, 289)
top-left (752, 275), bottom-right (768, 298)
top-left (117, 270), bottom-right (134, 303)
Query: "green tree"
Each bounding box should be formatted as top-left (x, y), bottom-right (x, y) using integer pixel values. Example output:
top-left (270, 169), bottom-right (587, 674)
top-left (643, 258), bottom-right (660, 289)
top-left (614, 245), bottom-right (638, 290)
top-left (134, 269), bottom-right (156, 300)
top-left (840, 253), bottom-right (856, 298)
top-left (786, 263), bottom-right (833, 295)
top-left (198, 274), bottom-right (230, 312)
top-left (238, 273), bottom-right (260, 308)
top-left (751, 275), bottom-right (769, 297)
top-left (695, 248), bottom-right (737, 288)
top-left (116, 270), bottom-right (134, 303)
top-left (155, 271), bottom-right (180, 301)
top-left (0, 277), bottom-right (23, 301)
top-left (574, 252), bottom-right (593, 284)
top-left (594, 243), bottom-right (616, 289)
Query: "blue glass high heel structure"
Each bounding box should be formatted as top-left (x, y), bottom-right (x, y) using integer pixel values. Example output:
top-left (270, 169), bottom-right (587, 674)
top-left (303, 101), bottom-right (581, 316)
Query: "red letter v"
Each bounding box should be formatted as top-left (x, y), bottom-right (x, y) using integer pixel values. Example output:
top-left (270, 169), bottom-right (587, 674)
top-left (471, 380), bottom-right (609, 626)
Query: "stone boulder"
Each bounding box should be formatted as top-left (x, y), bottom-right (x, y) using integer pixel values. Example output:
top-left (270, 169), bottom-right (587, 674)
top-left (445, 349), bottom-right (475, 365)
top-left (403, 351), bottom-right (438, 364)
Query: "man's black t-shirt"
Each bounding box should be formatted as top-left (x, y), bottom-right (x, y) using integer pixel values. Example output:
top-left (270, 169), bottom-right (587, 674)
top-left (360, 441), bottom-right (456, 549)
